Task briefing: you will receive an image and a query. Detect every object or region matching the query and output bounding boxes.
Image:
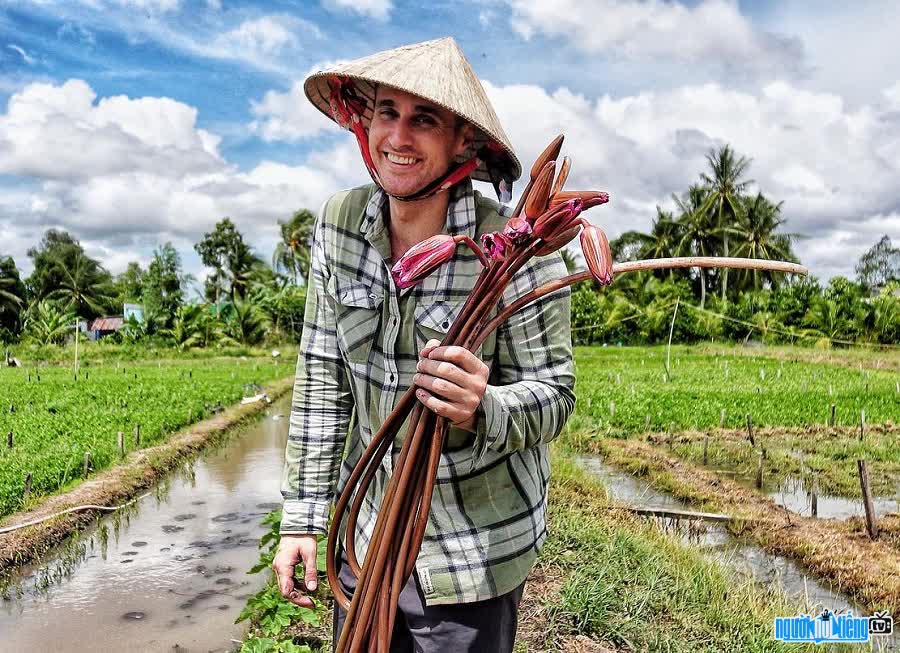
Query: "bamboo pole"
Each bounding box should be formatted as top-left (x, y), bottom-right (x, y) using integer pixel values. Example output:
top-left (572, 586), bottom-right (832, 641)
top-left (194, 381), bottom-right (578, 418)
top-left (857, 460), bottom-right (878, 539)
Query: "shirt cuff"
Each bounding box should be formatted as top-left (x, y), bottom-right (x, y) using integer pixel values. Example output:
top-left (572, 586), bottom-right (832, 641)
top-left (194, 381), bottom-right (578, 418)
top-left (471, 384), bottom-right (508, 470)
top-left (279, 498), bottom-right (330, 535)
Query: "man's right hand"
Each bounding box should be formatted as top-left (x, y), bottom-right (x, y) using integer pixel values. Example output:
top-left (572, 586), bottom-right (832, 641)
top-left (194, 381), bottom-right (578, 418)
top-left (273, 534), bottom-right (319, 608)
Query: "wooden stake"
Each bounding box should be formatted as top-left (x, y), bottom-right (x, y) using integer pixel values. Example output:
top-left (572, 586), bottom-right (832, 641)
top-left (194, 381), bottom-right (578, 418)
top-left (702, 434), bottom-right (709, 465)
top-left (24, 473), bottom-right (32, 499)
top-left (829, 404), bottom-right (836, 427)
top-left (6, 431), bottom-right (12, 449)
top-left (810, 476), bottom-right (818, 518)
top-left (134, 424), bottom-right (141, 447)
top-left (857, 460), bottom-right (878, 539)
top-left (746, 413), bottom-right (755, 447)
top-left (720, 409), bottom-right (726, 429)
top-left (645, 414), bottom-right (651, 431)
top-left (859, 410), bottom-right (865, 441)
top-left (117, 431), bottom-right (124, 457)
top-left (82, 451), bottom-right (91, 477)
top-left (755, 451), bottom-right (764, 489)
top-left (609, 400), bottom-right (615, 417)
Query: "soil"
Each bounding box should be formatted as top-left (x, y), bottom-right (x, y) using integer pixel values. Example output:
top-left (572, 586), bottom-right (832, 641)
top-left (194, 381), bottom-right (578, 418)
top-left (0, 377), bottom-right (294, 572)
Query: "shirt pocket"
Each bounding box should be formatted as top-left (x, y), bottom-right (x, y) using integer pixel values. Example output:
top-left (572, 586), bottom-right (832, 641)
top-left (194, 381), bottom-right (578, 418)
top-left (327, 275), bottom-right (384, 364)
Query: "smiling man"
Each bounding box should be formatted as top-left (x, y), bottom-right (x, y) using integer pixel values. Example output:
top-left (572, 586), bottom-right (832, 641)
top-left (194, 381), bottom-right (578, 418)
top-left (273, 37), bottom-right (575, 652)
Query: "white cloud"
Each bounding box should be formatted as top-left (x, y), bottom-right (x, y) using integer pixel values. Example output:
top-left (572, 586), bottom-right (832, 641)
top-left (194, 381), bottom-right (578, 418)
top-left (0, 79), bottom-right (367, 278)
top-left (482, 78), bottom-right (900, 280)
top-left (7, 45), bottom-right (36, 65)
top-left (109, 0), bottom-right (181, 11)
top-left (249, 76), bottom-right (340, 142)
top-left (206, 0), bottom-right (221, 9)
top-left (322, 0), bottom-right (392, 21)
top-left (506, 0), bottom-right (805, 79)
top-left (216, 16), bottom-right (305, 56)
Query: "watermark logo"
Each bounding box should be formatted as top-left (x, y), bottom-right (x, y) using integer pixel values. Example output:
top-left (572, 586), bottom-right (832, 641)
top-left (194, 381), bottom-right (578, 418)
top-left (774, 609), bottom-right (893, 644)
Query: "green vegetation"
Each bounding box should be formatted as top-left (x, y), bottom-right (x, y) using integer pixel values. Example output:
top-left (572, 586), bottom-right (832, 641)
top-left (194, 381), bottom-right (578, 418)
top-left (568, 345), bottom-right (900, 434)
top-left (0, 357), bottom-right (293, 518)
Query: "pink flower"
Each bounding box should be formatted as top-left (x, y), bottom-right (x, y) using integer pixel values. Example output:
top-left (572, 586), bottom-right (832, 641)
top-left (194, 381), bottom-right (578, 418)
top-left (391, 235), bottom-right (457, 289)
top-left (480, 232), bottom-right (510, 260)
top-left (532, 199), bottom-right (583, 240)
top-left (502, 217), bottom-right (532, 243)
top-left (580, 224), bottom-right (614, 286)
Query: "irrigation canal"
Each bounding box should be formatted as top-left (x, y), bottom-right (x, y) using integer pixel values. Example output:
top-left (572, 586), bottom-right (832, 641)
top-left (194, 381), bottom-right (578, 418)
top-left (0, 396), bottom-right (292, 653)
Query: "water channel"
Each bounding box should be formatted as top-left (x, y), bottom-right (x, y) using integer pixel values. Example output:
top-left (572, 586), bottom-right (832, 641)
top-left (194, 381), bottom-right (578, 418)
top-left (577, 455), bottom-right (898, 651)
top-left (0, 396), bottom-right (292, 653)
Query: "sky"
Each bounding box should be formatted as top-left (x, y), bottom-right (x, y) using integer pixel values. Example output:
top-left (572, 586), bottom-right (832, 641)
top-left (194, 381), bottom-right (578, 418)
top-left (1, 0), bottom-right (899, 295)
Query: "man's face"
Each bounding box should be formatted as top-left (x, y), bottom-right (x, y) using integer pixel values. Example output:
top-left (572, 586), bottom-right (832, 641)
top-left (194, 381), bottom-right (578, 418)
top-left (368, 87), bottom-right (472, 197)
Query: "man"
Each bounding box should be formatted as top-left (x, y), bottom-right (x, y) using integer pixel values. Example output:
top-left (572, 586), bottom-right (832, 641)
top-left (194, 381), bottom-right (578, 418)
top-left (274, 37), bottom-right (575, 652)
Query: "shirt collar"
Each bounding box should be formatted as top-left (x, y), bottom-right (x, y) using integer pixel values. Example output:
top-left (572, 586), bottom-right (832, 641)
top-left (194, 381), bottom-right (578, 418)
top-left (360, 179), bottom-right (478, 242)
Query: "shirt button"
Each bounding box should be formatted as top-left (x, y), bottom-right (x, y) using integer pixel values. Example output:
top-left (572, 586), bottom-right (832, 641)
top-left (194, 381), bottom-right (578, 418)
top-left (369, 293), bottom-right (377, 300)
top-left (442, 321), bottom-right (449, 329)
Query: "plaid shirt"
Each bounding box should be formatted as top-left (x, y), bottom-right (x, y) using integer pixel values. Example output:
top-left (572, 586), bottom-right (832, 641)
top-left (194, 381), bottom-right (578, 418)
top-left (280, 180), bottom-right (575, 605)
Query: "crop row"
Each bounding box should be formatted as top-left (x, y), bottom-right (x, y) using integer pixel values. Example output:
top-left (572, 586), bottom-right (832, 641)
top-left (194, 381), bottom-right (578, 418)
top-left (0, 358), bottom-right (295, 518)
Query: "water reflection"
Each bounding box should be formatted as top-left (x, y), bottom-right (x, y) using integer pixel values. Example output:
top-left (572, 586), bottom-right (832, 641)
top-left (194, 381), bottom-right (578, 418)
top-left (0, 397), bottom-right (291, 653)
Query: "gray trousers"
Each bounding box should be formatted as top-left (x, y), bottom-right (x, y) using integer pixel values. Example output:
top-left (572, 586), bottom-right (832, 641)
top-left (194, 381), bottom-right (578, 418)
top-left (332, 546), bottom-right (526, 652)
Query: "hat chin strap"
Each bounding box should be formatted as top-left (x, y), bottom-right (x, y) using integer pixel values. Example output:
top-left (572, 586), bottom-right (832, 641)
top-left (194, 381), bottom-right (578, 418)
top-left (327, 75), bottom-right (511, 203)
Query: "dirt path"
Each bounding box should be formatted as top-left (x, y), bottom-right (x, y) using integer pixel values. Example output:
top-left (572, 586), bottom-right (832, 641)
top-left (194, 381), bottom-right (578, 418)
top-left (592, 438), bottom-right (900, 613)
top-left (0, 377), bottom-right (294, 572)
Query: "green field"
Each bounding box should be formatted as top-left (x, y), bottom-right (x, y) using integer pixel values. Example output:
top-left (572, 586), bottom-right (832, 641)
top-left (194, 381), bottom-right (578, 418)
top-left (570, 345), bottom-right (900, 433)
top-left (0, 357), bottom-right (294, 517)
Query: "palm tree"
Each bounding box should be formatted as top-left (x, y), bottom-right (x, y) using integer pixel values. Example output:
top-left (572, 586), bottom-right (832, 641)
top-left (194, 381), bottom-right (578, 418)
top-left (226, 297), bottom-right (271, 345)
top-left (674, 185), bottom-right (719, 308)
top-left (47, 253), bottom-right (115, 318)
top-left (699, 145), bottom-right (753, 302)
top-left (272, 209), bottom-right (315, 284)
top-left (0, 274), bottom-right (23, 310)
top-left (614, 208), bottom-right (680, 262)
top-left (730, 193), bottom-right (800, 292)
top-left (24, 301), bottom-right (76, 346)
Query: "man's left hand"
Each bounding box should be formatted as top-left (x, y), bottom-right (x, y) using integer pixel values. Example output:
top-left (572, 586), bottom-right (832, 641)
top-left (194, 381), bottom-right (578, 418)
top-left (414, 339), bottom-right (489, 431)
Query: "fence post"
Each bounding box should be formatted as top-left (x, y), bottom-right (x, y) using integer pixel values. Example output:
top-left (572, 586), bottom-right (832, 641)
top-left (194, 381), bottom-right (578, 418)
top-left (857, 460), bottom-right (878, 540)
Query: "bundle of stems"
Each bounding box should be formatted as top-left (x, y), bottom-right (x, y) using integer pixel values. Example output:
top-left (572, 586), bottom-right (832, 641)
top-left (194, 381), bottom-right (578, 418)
top-left (325, 135), bottom-right (807, 652)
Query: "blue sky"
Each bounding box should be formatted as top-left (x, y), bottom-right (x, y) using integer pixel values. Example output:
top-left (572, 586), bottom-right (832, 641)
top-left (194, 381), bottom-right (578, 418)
top-left (1, 0), bottom-right (898, 290)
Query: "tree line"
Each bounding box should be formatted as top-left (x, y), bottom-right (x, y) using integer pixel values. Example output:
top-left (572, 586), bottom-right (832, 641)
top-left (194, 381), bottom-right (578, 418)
top-left (568, 146), bottom-right (899, 346)
top-left (0, 210), bottom-right (314, 348)
top-left (1, 144), bottom-right (897, 350)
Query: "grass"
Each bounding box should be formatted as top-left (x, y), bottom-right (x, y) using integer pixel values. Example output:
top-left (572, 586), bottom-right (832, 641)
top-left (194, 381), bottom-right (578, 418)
top-left (523, 448), bottom-right (863, 652)
top-left (569, 345), bottom-right (900, 435)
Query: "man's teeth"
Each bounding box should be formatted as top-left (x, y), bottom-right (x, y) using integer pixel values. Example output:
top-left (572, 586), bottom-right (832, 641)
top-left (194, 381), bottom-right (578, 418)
top-left (386, 153), bottom-right (416, 165)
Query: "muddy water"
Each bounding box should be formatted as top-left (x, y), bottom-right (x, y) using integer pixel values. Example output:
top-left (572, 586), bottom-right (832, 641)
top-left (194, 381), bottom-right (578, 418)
top-left (0, 397), bottom-right (292, 653)
top-left (577, 455), bottom-right (898, 651)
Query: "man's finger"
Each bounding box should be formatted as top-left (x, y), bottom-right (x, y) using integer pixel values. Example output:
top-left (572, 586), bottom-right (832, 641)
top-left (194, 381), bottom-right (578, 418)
top-left (416, 388), bottom-right (465, 423)
top-left (273, 560), bottom-right (295, 598)
top-left (427, 345), bottom-right (486, 375)
top-left (420, 338), bottom-right (442, 358)
top-left (414, 372), bottom-right (467, 402)
top-left (301, 547), bottom-right (318, 592)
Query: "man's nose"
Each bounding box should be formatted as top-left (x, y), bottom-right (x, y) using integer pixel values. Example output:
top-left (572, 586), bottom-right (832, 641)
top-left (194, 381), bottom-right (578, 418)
top-left (387, 118), bottom-right (414, 150)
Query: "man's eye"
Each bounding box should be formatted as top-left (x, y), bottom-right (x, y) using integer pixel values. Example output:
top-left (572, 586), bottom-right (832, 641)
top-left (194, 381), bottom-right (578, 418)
top-left (414, 115), bottom-right (436, 126)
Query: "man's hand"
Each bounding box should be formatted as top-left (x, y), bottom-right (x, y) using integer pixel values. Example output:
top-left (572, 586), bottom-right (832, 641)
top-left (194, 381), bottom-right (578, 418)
top-left (414, 339), bottom-right (489, 431)
top-left (273, 534), bottom-right (319, 608)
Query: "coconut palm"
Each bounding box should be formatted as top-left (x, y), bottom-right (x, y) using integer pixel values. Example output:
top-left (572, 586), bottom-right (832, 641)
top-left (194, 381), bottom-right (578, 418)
top-left (674, 185), bottom-right (719, 308)
top-left (272, 209), bottom-right (315, 284)
top-left (699, 145), bottom-right (753, 301)
top-left (47, 253), bottom-right (115, 318)
top-left (226, 297), bottom-right (271, 345)
top-left (730, 193), bottom-right (800, 292)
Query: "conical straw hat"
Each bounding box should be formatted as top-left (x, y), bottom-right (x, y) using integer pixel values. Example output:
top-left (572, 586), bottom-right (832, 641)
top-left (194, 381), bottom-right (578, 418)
top-left (304, 37), bottom-right (522, 187)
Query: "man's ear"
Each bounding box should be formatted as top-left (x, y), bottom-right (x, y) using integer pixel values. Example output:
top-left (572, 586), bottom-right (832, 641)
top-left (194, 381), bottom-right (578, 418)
top-left (455, 121), bottom-right (475, 157)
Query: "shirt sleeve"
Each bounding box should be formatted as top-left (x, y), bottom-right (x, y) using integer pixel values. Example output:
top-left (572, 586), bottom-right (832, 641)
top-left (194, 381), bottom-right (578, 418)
top-left (471, 253), bottom-right (576, 465)
top-left (280, 201), bottom-right (355, 535)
